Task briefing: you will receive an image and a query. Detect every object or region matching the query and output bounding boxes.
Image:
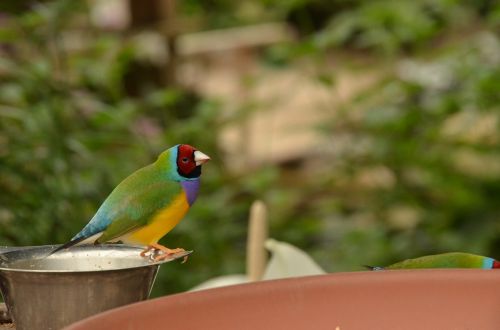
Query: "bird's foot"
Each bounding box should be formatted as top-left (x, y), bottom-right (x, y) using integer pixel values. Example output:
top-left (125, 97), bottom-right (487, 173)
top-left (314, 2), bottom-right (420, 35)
top-left (140, 243), bottom-right (188, 263)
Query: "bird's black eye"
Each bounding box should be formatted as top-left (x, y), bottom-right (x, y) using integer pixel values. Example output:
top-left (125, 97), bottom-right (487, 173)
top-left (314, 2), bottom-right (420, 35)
top-left (182, 157), bottom-right (189, 163)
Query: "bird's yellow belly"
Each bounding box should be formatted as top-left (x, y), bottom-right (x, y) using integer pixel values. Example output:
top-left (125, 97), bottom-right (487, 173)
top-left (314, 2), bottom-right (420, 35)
top-left (123, 193), bottom-right (189, 245)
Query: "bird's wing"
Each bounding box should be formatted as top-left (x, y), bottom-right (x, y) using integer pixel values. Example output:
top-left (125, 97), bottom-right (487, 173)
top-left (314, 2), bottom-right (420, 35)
top-left (95, 178), bottom-right (183, 243)
top-left (95, 214), bottom-right (143, 243)
top-left (70, 162), bottom-right (181, 241)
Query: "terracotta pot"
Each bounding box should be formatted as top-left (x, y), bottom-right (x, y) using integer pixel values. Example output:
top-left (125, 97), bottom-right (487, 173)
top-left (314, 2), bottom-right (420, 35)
top-left (65, 269), bottom-right (500, 330)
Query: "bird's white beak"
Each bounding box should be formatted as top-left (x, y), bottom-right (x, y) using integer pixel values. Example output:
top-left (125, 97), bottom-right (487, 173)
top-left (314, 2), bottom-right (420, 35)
top-left (194, 150), bottom-right (211, 166)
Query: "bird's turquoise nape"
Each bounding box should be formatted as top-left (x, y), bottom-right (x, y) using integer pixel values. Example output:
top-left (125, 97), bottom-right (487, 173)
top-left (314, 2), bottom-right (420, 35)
top-left (50, 144), bottom-right (210, 263)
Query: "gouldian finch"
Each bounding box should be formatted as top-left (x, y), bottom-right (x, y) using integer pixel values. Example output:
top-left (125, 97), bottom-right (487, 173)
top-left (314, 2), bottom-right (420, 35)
top-left (367, 252), bottom-right (500, 271)
top-left (51, 144), bottom-right (210, 261)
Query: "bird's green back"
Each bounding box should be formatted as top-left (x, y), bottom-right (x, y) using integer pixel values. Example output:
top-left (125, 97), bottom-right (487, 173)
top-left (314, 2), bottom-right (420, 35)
top-left (386, 252), bottom-right (487, 269)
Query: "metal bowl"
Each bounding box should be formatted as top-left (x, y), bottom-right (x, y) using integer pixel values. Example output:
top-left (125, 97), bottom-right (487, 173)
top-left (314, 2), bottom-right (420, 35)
top-left (0, 244), bottom-right (190, 330)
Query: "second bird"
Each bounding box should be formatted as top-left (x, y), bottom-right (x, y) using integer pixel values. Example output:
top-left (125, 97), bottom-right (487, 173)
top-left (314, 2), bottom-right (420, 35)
top-left (51, 144), bottom-right (210, 261)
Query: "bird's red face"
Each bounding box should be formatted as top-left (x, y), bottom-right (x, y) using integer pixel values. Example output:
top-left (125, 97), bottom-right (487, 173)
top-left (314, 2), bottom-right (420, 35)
top-left (176, 144), bottom-right (210, 179)
top-left (493, 260), bottom-right (500, 269)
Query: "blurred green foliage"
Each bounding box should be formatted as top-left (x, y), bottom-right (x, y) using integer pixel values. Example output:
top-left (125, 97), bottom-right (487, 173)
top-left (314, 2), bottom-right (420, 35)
top-left (247, 0), bottom-right (500, 269)
top-left (0, 0), bottom-right (499, 298)
top-left (0, 0), bottom-right (273, 295)
top-left (313, 35), bottom-right (500, 269)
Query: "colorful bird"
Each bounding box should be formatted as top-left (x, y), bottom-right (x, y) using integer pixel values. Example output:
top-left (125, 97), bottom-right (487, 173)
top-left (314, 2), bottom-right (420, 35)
top-left (367, 252), bottom-right (500, 271)
top-left (50, 144), bottom-right (210, 261)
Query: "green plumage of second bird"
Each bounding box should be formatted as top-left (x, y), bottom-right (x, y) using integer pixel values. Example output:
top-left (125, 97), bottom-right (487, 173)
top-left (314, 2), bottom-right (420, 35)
top-left (385, 252), bottom-right (490, 269)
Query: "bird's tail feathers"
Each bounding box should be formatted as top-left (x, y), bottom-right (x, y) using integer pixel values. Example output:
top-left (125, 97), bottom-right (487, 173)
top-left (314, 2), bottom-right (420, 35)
top-left (47, 232), bottom-right (103, 256)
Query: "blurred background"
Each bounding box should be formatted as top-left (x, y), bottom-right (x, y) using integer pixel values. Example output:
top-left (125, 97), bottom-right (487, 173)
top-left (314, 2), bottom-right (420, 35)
top-left (0, 0), bottom-right (499, 296)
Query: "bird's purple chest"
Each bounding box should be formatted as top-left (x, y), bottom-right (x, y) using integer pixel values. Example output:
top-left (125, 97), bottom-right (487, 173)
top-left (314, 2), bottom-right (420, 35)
top-left (180, 179), bottom-right (200, 206)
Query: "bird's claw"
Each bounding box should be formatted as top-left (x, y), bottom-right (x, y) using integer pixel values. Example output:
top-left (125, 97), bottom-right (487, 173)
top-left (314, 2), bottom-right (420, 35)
top-left (140, 246), bottom-right (154, 258)
top-left (152, 249), bottom-right (189, 264)
top-left (140, 245), bottom-right (188, 263)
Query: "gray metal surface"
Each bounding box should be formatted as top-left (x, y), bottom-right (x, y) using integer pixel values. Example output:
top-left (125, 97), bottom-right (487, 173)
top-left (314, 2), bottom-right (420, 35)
top-left (0, 246), bottom-right (37, 254)
top-left (0, 245), bottom-right (191, 330)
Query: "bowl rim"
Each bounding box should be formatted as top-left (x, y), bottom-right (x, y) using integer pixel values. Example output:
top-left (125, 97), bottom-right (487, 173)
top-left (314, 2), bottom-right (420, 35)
top-left (0, 244), bottom-right (192, 273)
